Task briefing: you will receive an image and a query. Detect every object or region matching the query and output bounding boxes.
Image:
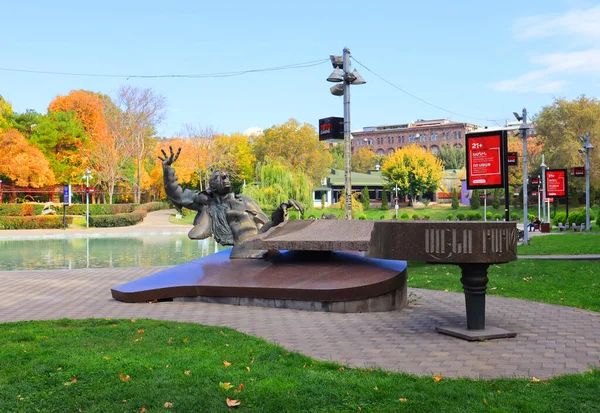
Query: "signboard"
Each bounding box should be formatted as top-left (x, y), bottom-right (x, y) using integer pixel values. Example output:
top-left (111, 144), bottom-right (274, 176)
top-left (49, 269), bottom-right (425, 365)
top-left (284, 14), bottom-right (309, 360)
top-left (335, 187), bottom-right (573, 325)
top-left (545, 169), bottom-right (567, 197)
top-left (63, 184), bottom-right (72, 205)
top-left (507, 152), bottom-right (518, 167)
top-left (530, 177), bottom-right (539, 186)
top-left (465, 131), bottom-right (505, 189)
top-left (318, 117), bottom-right (344, 141)
top-left (570, 167), bottom-right (585, 177)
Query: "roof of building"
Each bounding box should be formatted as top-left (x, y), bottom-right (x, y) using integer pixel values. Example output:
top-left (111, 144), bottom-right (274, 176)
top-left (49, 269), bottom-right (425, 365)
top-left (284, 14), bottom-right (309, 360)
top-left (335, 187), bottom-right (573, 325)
top-left (327, 169), bottom-right (386, 187)
top-left (357, 119), bottom-right (478, 134)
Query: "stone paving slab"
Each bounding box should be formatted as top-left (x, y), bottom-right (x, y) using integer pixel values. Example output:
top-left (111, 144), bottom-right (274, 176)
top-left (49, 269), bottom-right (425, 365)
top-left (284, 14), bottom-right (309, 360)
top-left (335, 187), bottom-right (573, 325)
top-left (0, 266), bottom-right (598, 379)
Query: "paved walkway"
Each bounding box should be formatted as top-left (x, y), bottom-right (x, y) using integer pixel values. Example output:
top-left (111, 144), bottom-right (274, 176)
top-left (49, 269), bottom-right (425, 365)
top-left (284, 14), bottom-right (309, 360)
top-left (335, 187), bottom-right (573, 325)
top-left (1, 210), bottom-right (599, 379)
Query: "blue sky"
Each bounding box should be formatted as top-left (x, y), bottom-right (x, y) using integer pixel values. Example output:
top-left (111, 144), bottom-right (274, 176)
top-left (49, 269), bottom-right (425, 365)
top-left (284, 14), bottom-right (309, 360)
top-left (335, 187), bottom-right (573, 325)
top-left (2, 0), bottom-right (599, 137)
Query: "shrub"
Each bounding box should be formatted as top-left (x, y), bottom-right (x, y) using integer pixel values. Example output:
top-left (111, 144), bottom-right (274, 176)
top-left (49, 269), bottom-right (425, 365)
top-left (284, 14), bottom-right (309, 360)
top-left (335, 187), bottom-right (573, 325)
top-left (486, 211), bottom-right (493, 221)
top-left (400, 212), bottom-right (410, 220)
top-left (510, 212), bottom-right (520, 221)
top-left (492, 195), bottom-right (500, 209)
top-left (20, 204), bottom-right (35, 216)
top-left (423, 214), bottom-right (430, 220)
top-left (553, 212), bottom-right (567, 226)
top-left (321, 195), bottom-right (326, 210)
top-left (0, 216), bottom-right (72, 229)
top-left (380, 215), bottom-right (386, 220)
top-left (422, 198), bottom-right (430, 207)
top-left (358, 213), bottom-right (367, 220)
top-left (89, 212), bottom-right (145, 227)
top-left (466, 211), bottom-right (483, 221)
top-left (451, 191), bottom-right (459, 209)
top-left (493, 213), bottom-right (503, 221)
top-left (456, 212), bottom-right (465, 221)
top-left (412, 214), bottom-right (420, 220)
top-left (446, 213), bottom-right (453, 221)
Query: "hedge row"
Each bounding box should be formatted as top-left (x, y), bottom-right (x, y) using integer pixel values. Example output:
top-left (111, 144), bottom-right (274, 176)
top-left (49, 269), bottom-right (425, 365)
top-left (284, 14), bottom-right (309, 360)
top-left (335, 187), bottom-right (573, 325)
top-left (0, 216), bottom-right (73, 229)
top-left (0, 203), bottom-right (135, 216)
top-left (88, 202), bottom-right (170, 228)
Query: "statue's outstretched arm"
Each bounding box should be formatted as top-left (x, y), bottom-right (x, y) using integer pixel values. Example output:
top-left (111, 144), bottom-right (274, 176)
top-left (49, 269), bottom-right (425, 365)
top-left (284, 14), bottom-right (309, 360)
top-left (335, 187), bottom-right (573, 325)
top-left (158, 146), bottom-right (200, 211)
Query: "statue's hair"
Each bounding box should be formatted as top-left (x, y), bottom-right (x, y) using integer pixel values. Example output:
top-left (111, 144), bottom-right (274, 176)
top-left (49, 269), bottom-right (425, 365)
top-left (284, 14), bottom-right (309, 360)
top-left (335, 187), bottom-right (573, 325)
top-left (209, 170), bottom-right (228, 193)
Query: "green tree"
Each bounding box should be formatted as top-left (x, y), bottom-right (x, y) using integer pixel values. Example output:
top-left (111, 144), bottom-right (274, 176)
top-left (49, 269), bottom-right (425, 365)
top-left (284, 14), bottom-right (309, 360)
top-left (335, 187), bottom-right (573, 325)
top-left (436, 145), bottom-right (465, 170)
top-left (241, 158), bottom-right (312, 211)
top-left (535, 96), bottom-right (600, 188)
top-left (253, 118), bottom-right (332, 185)
top-left (212, 133), bottom-right (256, 192)
top-left (381, 145), bottom-right (444, 206)
top-left (328, 143), bottom-right (344, 170)
top-left (470, 189), bottom-right (481, 210)
top-left (10, 109), bottom-right (42, 137)
top-left (362, 186), bottom-right (370, 210)
top-left (29, 111), bottom-right (89, 184)
top-left (381, 188), bottom-right (389, 210)
top-left (451, 190), bottom-right (459, 209)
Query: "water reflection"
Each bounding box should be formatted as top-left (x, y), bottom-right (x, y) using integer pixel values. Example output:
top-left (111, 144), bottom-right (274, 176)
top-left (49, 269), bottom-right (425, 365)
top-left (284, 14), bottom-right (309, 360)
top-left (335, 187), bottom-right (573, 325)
top-left (0, 234), bottom-right (228, 271)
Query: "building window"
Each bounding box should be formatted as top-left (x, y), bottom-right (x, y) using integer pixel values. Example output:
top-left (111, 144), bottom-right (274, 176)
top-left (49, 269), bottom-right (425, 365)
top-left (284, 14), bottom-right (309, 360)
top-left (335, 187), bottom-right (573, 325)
top-left (431, 145), bottom-right (439, 155)
top-left (401, 136), bottom-right (405, 143)
top-left (419, 134), bottom-right (427, 142)
top-left (431, 133), bottom-right (438, 141)
top-left (377, 149), bottom-right (384, 156)
top-left (408, 135), bottom-right (416, 143)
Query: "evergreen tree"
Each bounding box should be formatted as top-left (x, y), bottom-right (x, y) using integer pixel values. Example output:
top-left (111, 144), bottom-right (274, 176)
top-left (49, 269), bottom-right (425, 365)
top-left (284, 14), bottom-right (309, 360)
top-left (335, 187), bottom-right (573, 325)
top-left (451, 190), bottom-right (459, 209)
top-left (470, 190), bottom-right (481, 210)
top-left (381, 189), bottom-right (389, 210)
top-left (362, 186), bottom-right (370, 210)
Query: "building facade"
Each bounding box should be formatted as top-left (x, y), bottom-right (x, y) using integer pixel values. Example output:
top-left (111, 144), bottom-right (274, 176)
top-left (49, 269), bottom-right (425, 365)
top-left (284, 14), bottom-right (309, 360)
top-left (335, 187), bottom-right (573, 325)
top-left (351, 119), bottom-right (480, 156)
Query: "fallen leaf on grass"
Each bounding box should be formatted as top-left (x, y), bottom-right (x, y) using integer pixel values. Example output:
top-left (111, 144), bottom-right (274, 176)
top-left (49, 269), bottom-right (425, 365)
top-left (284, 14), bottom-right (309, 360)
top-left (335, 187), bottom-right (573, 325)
top-left (531, 377), bottom-right (540, 382)
top-left (220, 382), bottom-right (233, 390)
top-left (119, 373), bottom-right (131, 382)
top-left (183, 337), bottom-right (189, 343)
top-left (483, 397), bottom-right (488, 404)
top-left (226, 398), bottom-right (241, 407)
top-left (246, 366), bottom-right (250, 372)
top-left (56, 367), bottom-right (62, 371)
top-left (130, 319), bottom-right (135, 323)
top-left (64, 376), bottom-right (77, 386)
top-left (223, 360), bottom-right (231, 367)
top-left (135, 337), bottom-right (143, 342)
top-left (164, 401), bottom-right (173, 408)
top-left (104, 356), bottom-right (110, 361)
top-left (339, 367), bottom-right (344, 371)
top-left (138, 329), bottom-right (145, 334)
top-left (165, 365), bottom-right (170, 368)
top-left (373, 386), bottom-right (378, 391)
top-left (399, 398), bottom-right (407, 402)
top-left (184, 370), bottom-right (190, 375)
top-left (141, 407), bottom-right (147, 412)
top-left (434, 375), bottom-right (442, 382)
top-left (168, 338), bottom-right (173, 345)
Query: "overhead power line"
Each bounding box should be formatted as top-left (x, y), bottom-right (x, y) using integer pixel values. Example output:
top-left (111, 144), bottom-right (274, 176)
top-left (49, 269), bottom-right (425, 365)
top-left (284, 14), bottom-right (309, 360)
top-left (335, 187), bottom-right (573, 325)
top-left (0, 59), bottom-right (329, 79)
top-left (351, 56), bottom-right (506, 124)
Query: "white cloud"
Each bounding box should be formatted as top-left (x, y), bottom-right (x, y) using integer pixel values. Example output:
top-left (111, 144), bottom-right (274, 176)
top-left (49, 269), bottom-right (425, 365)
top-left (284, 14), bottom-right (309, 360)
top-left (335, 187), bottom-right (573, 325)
top-left (492, 6), bottom-right (600, 93)
top-left (514, 5), bottom-right (600, 40)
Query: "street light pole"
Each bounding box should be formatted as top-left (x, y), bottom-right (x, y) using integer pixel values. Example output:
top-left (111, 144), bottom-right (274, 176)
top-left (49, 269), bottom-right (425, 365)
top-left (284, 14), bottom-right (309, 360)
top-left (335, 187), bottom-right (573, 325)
top-left (541, 155), bottom-right (547, 223)
top-left (342, 48), bottom-right (352, 220)
top-left (515, 109), bottom-right (529, 245)
top-left (394, 184), bottom-right (399, 220)
top-left (581, 132), bottom-right (594, 231)
top-left (82, 169), bottom-right (93, 228)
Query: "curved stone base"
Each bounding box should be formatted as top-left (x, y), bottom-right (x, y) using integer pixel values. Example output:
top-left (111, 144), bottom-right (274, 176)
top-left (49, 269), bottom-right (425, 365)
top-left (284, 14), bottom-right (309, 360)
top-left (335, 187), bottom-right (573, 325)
top-left (111, 250), bottom-right (408, 313)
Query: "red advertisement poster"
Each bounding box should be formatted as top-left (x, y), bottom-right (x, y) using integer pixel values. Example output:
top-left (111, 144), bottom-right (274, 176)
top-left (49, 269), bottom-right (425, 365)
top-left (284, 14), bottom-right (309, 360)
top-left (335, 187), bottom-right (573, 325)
top-left (466, 132), bottom-right (504, 189)
top-left (545, 169), bottom-right (567, 197)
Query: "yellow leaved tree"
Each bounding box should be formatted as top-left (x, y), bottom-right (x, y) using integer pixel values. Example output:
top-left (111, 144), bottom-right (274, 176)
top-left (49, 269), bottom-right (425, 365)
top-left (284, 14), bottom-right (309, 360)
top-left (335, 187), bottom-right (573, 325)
top-left (0, 129), bottom-right (56, 187)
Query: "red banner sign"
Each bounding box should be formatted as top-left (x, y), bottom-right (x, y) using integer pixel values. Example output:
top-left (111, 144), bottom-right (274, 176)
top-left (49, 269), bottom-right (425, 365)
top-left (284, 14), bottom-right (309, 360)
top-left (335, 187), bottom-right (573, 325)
top-left (507, 152), bottom-right (518, 167)
top-left (545, 169), bottom-right (567, 197)
top-left (570, 167), bottom-right (585, 177)
top-left (466, 132), bottom-right (504, 189)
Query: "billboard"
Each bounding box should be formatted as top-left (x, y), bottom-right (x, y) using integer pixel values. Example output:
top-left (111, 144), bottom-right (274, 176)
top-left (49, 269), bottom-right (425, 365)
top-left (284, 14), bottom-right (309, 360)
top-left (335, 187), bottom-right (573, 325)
top-left (570, 167), bottom-right (585, 177)
top-left (507, 152), bottom-right (518, 167)
top-left (318, 117), bottom-right (344, 141)
top-left (545, 169), bottom-right (567, 197)
top-left (465, 131), bottom-right (505, 189)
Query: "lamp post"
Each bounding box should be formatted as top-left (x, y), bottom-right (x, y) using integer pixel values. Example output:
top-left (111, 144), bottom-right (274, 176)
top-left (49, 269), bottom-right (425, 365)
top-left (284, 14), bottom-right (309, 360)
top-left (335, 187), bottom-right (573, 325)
top-left (514, 109), bottom-right (529, 245)
top-left (580, 133), bottom-right (594, 230)
top-left (327, 48), bottom-right (366, 220)
top-left (537, 175), bottom-right (541, 222)
top-left (394, 184), bottom-right (399, 220)
top-left (82, 169), bottom-right (93, 228)
top-left (540, 155), bottom-right (547, 223)
top-left (0, 179), bottom-right (2, 204)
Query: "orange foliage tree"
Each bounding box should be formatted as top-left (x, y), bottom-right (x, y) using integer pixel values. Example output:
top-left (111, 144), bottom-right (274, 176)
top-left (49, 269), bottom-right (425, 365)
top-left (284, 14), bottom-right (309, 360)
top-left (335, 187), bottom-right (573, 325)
top-left (49, 90), bottom-right (108, 142)
top-left (0, 130), bottom-right (55, 187)
top-left (507, 133), bottom-right (544, 188)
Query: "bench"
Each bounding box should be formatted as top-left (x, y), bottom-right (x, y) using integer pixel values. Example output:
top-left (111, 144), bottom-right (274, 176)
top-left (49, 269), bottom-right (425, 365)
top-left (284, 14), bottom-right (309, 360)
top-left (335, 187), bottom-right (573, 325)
top-left (572, 223), bottom-right (585, 232)
top-left (558, 222), bottom-right (568, 231)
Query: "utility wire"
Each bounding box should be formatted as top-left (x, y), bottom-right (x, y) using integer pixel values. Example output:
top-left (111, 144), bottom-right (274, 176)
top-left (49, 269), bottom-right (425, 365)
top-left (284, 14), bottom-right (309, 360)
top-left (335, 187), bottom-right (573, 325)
top-left (0, 59), bottom-right (329, 79)
top-left (351, 56), bottom-right (506, 124)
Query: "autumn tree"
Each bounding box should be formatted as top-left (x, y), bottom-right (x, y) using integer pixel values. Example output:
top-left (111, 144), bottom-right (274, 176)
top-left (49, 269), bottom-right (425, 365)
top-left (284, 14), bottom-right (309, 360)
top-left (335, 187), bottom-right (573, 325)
top-left (179, 124), bottom-right (218, 191)
top-left (0, 129), bottom-right (55, 187)
top-left (10, 109), bottom-right (42, 137)
top-left (211, 133), bottom-right (256, 191)
top-left (253, 118), bottom-right (332, 185)
top-left (352, 147), bottom-right (378, 173)
top-left (328, 143), bottom-right (344, 170)
top-left (28, 111), bottom-right (88, 184)
top-left (49, 90), bottom-right (108, 141)
top-left (0, 95), bottom-right (14, 131)
top-left (506, 133), bottom-right (544, 188)
top-left (436, 145), bottom-right (465, 170)
top-left (381, 145), bottom-right (444, 206)
top-left (535, 96), bottom-right (600, 188)
top-left (111, 85), bottom-right (167, 204)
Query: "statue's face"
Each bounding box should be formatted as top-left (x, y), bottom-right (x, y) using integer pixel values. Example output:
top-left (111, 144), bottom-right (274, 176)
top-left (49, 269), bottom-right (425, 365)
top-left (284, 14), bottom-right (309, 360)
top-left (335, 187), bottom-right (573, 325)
top-left (209, 170), bottom-right (232, 195)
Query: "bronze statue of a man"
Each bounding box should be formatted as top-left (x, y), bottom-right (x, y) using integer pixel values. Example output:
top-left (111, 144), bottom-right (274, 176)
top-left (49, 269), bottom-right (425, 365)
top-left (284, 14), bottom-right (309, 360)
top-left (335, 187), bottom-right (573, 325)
top-left (159, 147), bottom-right (303, 258)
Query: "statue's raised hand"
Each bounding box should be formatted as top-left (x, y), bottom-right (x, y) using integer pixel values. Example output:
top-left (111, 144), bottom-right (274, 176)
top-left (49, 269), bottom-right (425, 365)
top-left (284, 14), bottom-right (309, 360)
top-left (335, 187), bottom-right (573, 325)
top-left (158, 146), bottom-right (181, 167)
top-left (282, 199), bottom-right (304, 216)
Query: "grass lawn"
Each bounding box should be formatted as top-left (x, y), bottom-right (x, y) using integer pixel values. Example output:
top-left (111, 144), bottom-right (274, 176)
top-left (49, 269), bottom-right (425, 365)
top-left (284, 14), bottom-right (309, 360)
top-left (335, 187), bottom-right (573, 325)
top-left (518, 233), bottom-right (600, 255)
top-left (1, 318), bottom-right (599, 413)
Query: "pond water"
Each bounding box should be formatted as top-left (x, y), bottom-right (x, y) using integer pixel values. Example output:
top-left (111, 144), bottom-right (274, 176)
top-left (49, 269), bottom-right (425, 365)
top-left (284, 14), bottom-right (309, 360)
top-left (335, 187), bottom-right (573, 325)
top-left (0, 234), bottom-right (229, 271)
